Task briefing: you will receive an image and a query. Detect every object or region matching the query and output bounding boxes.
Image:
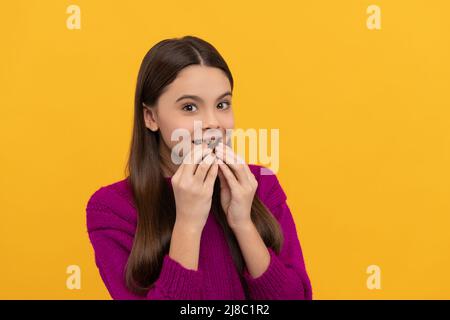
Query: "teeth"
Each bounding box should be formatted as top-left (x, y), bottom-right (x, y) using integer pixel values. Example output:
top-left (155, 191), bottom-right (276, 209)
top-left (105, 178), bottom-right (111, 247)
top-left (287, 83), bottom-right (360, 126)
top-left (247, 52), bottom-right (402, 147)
top-left (192, 136), bottom-right (222, 148)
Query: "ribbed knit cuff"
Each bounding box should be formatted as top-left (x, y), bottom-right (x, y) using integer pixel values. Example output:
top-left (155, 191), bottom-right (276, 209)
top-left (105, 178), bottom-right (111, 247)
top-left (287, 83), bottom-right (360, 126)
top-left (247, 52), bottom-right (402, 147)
top-left (242, 247), bottom-right (290, 299)
top-left (153, 254), bottom-right (204, 300)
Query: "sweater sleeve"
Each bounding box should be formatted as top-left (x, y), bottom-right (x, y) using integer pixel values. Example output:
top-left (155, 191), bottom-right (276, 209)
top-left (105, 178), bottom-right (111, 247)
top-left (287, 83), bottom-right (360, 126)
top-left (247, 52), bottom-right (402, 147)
top-left (86, 189), bottom-right (204, 300)
top-left (242, 168), bottom-right (313, 300)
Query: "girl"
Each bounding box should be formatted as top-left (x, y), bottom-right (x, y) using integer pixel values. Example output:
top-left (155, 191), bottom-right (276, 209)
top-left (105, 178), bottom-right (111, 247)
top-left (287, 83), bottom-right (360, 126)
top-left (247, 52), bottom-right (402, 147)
top-left (86, 35), bottom-right (312, 300)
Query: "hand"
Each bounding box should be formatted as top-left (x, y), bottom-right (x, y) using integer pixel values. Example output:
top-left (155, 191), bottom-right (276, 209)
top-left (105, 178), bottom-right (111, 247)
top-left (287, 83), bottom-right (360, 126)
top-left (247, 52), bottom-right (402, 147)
top-left (171, 143), bottom-right (219, 233)
top-left (214, 142), bottom-right (258, 231)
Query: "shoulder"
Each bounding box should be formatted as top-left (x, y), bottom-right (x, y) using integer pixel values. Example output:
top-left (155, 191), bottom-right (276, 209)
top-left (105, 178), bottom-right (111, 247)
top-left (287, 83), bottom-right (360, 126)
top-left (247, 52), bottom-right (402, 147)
top-left (86, 178), bottom-right (135, 209)
top-left (85, 178), bottom-right (137, 233)
top-left (248, 164), bottom-right (287, 210)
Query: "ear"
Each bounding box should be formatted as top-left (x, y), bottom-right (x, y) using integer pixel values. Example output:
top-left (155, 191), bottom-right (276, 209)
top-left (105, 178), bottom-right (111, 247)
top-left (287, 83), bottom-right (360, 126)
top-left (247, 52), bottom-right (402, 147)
top-left (142, 103), bottom-right (159, 132)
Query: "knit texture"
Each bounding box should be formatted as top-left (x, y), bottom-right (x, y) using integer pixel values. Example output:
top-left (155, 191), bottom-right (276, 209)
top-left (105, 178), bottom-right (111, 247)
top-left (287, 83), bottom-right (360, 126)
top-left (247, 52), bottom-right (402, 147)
top-left (86, 164), bottom-right (313, 300)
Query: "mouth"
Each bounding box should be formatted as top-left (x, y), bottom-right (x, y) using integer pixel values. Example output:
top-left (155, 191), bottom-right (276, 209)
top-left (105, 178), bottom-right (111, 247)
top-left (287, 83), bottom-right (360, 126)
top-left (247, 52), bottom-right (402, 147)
top-left (192, 136), bottom-right (223, 150)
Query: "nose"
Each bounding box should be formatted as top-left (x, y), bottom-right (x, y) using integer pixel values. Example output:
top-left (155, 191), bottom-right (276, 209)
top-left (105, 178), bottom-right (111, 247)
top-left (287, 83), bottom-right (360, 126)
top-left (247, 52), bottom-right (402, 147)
top-left (202, 108), bottom-right (220, 130)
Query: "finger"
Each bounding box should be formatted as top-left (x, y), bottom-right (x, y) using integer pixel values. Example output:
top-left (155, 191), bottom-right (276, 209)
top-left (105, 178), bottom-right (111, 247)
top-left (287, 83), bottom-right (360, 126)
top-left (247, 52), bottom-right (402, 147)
top-left (183, 141), bottom-right (212, 164)
top-left (172, 160), bottom-right (183, 181)
top-left (183, 143), bottom-right (212, 175)
top-left (172, 143), bottom-right (194, 180)
top-left (223, 143), bottom-right (253, 182)
top-left (181, 142), bottom-right (201, 164)
top-left (194, 152), bottom-right (216, 182)
top-left (214, 142), bottom-right (248, 182)
top-left (222, 142), bottom-right (246, 164)
top-left (214, 141), bottom-right (246, 165)
top-left (204, 158), bottom-right (219, 186)
top-left (217, 158), bottom-right (240, 190)
top-left (242, 160), bottom-right (255, 182)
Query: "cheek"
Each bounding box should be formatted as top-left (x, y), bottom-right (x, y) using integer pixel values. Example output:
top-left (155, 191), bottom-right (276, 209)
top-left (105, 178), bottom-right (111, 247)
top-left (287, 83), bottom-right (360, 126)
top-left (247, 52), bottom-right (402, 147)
top-left (158, 118), bottom-right (194, 148)
top-left (221, 113), bottom-right (235, 129)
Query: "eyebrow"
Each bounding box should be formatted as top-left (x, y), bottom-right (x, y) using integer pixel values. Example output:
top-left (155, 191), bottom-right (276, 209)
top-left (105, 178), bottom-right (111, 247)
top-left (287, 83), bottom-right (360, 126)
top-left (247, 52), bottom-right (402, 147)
top-left (175, 91), bottom-right (232, 103)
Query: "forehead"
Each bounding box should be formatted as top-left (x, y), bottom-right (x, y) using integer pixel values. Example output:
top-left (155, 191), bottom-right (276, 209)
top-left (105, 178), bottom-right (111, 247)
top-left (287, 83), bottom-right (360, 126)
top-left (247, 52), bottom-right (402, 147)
top-left (165, 65), bottom-right (231, 99)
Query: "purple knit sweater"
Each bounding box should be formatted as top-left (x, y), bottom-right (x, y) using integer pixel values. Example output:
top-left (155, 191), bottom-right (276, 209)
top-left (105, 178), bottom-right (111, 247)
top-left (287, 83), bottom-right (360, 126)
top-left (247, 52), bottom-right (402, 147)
top-left (86, 164), bottom-right (312, 300)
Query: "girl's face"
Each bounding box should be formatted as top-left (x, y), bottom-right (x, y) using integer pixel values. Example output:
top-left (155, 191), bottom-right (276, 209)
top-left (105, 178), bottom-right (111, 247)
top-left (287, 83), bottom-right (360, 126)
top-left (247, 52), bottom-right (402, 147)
top-left (143, 65), bottom-right (235, 173)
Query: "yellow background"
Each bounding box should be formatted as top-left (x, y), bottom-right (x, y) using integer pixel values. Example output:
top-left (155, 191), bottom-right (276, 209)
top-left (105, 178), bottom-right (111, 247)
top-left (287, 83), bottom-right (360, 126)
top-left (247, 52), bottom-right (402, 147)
top-left (1, 0), bottom-right (449, 299)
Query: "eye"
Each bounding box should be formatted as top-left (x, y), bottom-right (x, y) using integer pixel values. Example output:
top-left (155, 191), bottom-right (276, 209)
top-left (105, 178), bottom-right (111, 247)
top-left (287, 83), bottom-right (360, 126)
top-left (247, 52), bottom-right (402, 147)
top-left (182, 104), bottom-right (198, 112)
top-left (217, 101), bottom-right (231, 110)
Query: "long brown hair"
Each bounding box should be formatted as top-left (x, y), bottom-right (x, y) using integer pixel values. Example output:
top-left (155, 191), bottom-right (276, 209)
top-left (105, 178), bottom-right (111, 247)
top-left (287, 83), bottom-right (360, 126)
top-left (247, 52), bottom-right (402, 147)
top-left (124, 35), bottom-right (283, 296)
